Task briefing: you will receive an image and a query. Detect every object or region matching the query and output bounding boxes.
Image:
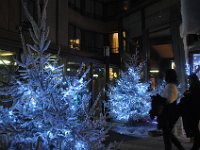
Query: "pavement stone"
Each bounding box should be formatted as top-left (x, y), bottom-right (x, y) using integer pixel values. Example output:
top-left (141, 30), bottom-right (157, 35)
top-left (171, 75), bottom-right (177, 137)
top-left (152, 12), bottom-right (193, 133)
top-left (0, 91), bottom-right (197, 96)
top-left (106, 131), bottom-right (193, 150)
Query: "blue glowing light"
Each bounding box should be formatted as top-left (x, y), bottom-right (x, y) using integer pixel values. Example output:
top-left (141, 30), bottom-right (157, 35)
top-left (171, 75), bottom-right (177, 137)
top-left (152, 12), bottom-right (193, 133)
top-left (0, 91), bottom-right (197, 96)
top-left (185, 62), bottom-right (190, 76)
top-left (107, 64), bottom-right (152, 123)
top-left (75, 140), bottom-right (88, 150)
top-left (0, 0), bottom-right (112, 149)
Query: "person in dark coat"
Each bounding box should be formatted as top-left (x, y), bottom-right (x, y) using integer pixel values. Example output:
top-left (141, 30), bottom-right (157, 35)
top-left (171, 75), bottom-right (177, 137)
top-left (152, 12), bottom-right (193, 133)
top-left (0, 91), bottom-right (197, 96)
top-left (149, 94), bottom-right (167, 129)
top-left (149, 69), bottom-right (185, 150)
top-left (160, 69), bottom-right (185, 150)
top-left (179, 73), bottom-right (200, 150)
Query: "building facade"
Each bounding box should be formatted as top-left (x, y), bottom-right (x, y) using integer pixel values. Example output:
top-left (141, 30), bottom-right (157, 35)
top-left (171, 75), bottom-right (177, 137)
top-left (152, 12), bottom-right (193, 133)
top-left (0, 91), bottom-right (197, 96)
top-left (0, 0), bottom-right (200, 105)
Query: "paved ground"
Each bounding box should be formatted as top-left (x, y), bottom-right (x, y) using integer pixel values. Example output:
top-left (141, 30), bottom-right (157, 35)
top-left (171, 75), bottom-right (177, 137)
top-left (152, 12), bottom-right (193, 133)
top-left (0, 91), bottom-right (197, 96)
top-left (106, 131), bottom-right (193, 150)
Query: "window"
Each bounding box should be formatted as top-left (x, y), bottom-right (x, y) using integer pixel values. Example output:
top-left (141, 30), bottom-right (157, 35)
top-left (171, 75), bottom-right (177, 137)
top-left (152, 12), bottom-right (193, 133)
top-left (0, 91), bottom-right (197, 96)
top-left (68, 24), bottom-right (104, 54)
top-left (20, 0), bottom-right (36, 29)
top-left (190, 53), bottom-right (200, 79)
top-left (109, 67), bottom-right (119, 81)
top-left (129, 37), bottom-right (142, 54)
top-left (68, 0), bottom-right (81, 10)
top-left (0, 49), bottom-right (17, 107)
top-left (85, 0), bottom-right (94, 17)
top-left (68, 0), bottom-right (103, 19)
top-left (65, 61), bottom-right (82, 76)
top-left (69, 39), bottom-right (81, 50)
top-left (82, 30), bottom-right (104, 54)
top-left (110, 33), bottom-right (119, 53)
top-left (49, 54), bottom-right (63, 66)
top-left (76, 0), bottom-right (81, 10)
top-left (94, 2), bottom-right (103, 19)
top-left (0, 49), bottom-right (16, 84)
top-left (83, 31), bottom-right (94, 52)
top-left (95, 33), bottom-right (104, 54)
top-left (68, 0), bottom-right (75, 7)
top-left (68, 24), bottom-right (81, 50)
top-left (122, 31), bottom-right (127, 52)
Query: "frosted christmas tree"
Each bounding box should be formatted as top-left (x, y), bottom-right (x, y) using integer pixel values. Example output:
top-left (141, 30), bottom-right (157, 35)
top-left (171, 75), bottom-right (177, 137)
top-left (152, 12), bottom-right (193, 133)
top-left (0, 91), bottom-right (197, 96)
top-left (107, 51), bottom-right (151, 123)
top-left (0, 0), bottom-right (115, 149)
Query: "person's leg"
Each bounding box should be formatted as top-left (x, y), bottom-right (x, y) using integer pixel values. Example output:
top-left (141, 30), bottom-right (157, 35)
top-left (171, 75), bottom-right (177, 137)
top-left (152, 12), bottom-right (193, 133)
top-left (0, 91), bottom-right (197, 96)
top-left (162, 105), bottom-right (182, 150)
top-left (191, 130), bottom-right (200, 150)
top-left (162, 122), bottom-right (172, 150)
top-left (163, 131), bottom-right (172, 150)
top-left (191, 119), bottom-right (200, 150)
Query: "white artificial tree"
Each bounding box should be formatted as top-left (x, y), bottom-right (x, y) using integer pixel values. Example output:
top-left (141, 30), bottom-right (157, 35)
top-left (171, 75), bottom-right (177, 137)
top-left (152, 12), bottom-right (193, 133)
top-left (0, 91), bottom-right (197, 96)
top-left (0, 0), bottom-right (115, 149)
top-left (107, 51), bottom-right (152, 123)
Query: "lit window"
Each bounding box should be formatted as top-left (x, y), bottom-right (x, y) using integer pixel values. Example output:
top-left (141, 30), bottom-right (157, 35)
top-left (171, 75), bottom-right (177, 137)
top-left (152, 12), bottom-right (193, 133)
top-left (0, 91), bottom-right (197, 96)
top-left (0, 49), bottom-right (16, 84)
top-left (111, 33), bottom-right (119, 53)
top-left (109, 68), bottom-right (113, 80)
top-left (109, 68), bottom-right (118, 80)
top-left (0, 50), bottom-right (15, 65)
top-left (69, 39), bottom-right (80, 50)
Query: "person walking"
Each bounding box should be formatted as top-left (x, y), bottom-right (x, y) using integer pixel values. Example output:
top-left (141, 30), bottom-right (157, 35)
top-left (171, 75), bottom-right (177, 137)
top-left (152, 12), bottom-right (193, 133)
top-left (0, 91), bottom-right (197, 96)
top-left (180, 73), bottom-right (200, 150)
top-left (161, 69), bottom-right (185, 150)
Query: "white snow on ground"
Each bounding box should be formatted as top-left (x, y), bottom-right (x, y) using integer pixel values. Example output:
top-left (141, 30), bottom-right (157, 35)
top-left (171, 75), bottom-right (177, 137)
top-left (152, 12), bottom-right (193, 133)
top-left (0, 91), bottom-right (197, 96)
top-left (111, 121), bottom-right (158, 138)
